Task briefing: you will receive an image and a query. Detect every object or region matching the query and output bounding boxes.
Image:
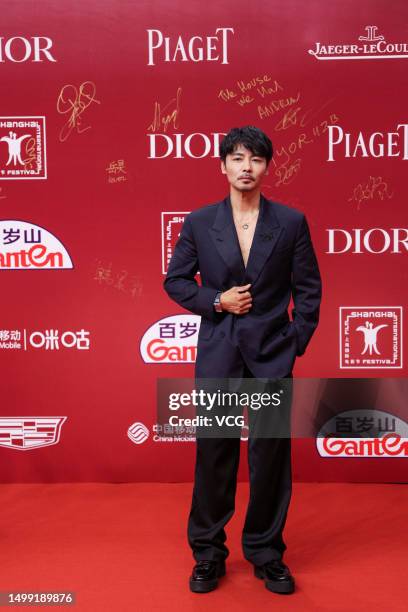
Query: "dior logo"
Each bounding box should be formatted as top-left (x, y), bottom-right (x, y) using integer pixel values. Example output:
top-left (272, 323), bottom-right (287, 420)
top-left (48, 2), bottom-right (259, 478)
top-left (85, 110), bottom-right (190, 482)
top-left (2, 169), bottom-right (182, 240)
top-left (326, 228), bottom-right (408, 253)
top-left (148, 132), bottom-right (225, 159)
top-left (0, 37), bottom-right (56, 62)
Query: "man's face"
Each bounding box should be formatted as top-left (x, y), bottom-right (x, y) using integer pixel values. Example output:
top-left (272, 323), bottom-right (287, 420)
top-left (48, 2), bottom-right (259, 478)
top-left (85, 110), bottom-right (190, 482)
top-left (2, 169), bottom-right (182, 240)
top-left (221, 143), bottom-right (269, 192)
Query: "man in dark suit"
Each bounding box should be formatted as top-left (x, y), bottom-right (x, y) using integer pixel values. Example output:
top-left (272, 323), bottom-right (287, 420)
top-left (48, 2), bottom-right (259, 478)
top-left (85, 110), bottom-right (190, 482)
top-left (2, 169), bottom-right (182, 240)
top-left (163, 126), bottom-right (322, 594)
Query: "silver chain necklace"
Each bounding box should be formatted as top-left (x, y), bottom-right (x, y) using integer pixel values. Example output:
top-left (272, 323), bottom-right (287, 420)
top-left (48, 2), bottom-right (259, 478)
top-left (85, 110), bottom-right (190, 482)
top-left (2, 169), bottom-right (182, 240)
top-left (234, 209), bottom-right (259, 230)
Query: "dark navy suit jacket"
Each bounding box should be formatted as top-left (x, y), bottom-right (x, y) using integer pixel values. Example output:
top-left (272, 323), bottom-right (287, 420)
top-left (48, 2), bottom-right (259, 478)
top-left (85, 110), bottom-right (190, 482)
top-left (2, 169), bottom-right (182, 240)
top-left (163, 193), bottom-right (322, 378)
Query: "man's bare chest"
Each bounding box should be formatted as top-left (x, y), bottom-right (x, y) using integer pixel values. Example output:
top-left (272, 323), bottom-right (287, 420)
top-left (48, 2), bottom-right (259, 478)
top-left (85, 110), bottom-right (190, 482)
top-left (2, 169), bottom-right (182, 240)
top-left (234, 221), bottom-right (257, 268)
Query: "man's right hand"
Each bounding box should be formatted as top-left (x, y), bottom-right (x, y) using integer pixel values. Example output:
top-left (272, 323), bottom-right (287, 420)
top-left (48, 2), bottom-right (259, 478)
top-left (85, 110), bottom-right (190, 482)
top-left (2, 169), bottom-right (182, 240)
top-left (219, 283), bottom-right (252, 315)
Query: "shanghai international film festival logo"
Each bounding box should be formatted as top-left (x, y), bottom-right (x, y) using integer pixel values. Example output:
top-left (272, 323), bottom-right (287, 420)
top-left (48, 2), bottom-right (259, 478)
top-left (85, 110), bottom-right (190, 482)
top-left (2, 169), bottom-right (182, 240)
top-left (161, 212), bottom-right (190, 274)
top-left (0, 220), bottom-right (73, 269)
top-left (339, 307), bottom-right (403, 369)
top-left (0, 117), bottom-right (46, 179)
top-left (308, 25), bottom-right (408, 61)
top-left (0, 417), bottom-right (66, 450)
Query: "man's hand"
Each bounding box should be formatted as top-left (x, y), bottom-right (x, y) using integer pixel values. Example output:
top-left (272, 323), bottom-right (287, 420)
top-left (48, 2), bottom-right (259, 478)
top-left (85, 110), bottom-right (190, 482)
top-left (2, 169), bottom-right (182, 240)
top-left (220, 283), bottom-right (252, 315)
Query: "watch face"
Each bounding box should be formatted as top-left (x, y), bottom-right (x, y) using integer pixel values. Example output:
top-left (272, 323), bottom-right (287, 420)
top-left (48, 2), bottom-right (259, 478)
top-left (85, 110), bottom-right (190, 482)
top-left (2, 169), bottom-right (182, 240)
top-left (214, 292), bottom-right (222, 311)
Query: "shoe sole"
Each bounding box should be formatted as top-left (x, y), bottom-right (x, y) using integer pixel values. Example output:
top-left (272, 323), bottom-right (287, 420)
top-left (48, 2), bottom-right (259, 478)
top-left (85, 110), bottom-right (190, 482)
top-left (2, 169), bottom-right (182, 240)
top-left (254, 566), bottom-right (295, 594)
top-left (189, 565), bottom-right (226, 593)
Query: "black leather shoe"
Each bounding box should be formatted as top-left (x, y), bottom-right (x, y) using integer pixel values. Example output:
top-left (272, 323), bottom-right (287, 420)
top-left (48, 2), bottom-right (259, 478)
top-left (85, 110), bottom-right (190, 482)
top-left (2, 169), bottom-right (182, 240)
top-left (189, 559), bottom-right (226, 593)
top-left (254, 559), bottom-right (295, 594)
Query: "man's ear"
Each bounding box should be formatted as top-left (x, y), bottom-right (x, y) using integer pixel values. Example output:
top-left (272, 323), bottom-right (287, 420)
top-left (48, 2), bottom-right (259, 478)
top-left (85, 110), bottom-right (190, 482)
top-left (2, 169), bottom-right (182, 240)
top-left (220, 160), bottom-right (226, 174)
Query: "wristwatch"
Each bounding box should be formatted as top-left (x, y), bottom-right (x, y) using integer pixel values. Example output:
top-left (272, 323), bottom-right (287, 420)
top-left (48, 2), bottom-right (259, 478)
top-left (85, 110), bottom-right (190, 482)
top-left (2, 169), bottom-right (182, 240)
top-left (213, 291), bottom-right (223, 312)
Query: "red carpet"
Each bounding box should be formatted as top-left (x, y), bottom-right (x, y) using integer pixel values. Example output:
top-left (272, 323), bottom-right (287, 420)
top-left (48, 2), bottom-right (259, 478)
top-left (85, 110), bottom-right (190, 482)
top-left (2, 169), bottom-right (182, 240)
top-left (1, 483), bottom-right (407, 611)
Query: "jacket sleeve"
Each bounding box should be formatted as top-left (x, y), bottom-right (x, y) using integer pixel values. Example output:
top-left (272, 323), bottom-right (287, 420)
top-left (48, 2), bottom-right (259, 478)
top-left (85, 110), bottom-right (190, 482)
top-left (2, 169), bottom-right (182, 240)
top-left (291, 214), bottom-right (322, 356)
top-left (163, 214), bottom-right (221, 322)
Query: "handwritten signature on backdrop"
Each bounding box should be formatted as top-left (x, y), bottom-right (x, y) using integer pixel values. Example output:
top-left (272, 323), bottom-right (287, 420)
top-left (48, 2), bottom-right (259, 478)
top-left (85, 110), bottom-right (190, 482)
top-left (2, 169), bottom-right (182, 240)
top-left (348, 176), bottom-right (394, 211)
top-left (106, 159), bottom-right (128, 184)
top-left (217, 74), bottom-right (340, 187)
top-left (148, 86), bottom-right (182, 133)
top-left (57, 81), bottom-right (100, 142)
top-left (93, 259), bottom-right (143, 300)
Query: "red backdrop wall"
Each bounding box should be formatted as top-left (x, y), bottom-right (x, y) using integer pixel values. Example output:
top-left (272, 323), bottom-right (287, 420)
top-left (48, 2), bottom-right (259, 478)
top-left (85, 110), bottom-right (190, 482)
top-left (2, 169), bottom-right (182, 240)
top-left (1, 0), bottom-right (407, 482)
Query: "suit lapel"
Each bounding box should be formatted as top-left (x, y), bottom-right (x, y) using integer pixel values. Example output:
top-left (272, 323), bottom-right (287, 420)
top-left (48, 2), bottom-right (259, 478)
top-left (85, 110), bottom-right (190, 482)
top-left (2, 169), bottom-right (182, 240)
top-left (208, 193), bottom-right (283, 286)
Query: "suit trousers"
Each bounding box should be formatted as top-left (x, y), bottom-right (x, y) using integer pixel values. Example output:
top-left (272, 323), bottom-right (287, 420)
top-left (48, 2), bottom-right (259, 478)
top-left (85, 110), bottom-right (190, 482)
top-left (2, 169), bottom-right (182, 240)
top-left (187, 363), bottom-right (293, 566)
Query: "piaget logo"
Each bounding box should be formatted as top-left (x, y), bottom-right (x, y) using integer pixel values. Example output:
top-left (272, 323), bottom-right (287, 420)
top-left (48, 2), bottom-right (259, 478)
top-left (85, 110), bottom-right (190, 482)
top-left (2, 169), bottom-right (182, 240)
top-left (147, 28), bottom-right (234, 66)
top-left (308, 25), bottom-right (408, 60)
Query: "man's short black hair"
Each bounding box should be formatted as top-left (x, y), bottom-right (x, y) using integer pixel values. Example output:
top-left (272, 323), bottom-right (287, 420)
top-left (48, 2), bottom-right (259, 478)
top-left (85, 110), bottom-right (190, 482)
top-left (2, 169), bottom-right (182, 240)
top-left (219, 126), bottom-right (273, 165)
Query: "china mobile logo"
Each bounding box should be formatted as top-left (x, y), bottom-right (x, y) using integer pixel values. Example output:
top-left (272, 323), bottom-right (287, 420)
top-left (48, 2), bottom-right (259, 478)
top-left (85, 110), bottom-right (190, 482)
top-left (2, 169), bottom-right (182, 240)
top-left (140, 314), bottom-right (200, 363)
top-left (161, 212), bottom-right (190, 273)
top-left (147, 28), bottom-right (234, 65)
top-left (148, 132), bottom-right (225, 159)
top-left (316, 409), bottom-right (408, 457)
top-left (0, 117), bottom-right (47, 179)
top-left (309, 25), bottom-right (408, 60)
top-left (152, 422), bottom-right (195, 443)
top-left (0, 37), bottom-right (56, 63)
top-left (0, 329), bottom-right (90, 350)
top-left (127, 422), bottom-right (149, 445)
top-left (150, 422), bottom-right (248, 443)
top-left (340, 307), bottom-right (402, 369)
top-left (0, 417), bottom-right (66, 450)
top-left (0, 220), bottom-right (73, 269)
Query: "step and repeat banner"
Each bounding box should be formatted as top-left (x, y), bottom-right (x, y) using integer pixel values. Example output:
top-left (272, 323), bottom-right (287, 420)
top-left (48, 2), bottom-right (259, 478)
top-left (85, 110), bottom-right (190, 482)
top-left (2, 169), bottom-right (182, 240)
top-left (1, 0), bottom-right (407, 482)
